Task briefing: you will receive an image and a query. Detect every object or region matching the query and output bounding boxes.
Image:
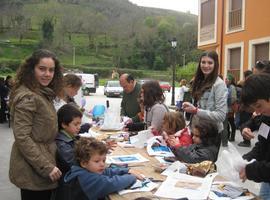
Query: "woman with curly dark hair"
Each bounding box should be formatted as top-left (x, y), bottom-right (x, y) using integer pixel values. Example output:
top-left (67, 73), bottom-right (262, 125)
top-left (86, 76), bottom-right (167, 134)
top-left (141, 80), bottom-right (169, 135)
top-left (9, 49), bottom-right (63, 200)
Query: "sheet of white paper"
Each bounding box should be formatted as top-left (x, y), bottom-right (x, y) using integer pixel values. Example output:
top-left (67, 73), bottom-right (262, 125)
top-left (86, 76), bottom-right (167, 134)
top-left (155, 173), bottom-right (217, 199)
top-left (258, 122), bottom-right (270, 139)
top-left (106, 153), bottom-right (149, 164)
top-left (118, 179), bottom-right (158, 195)
top-left (129, 129), bottom-right (153, 148)
top-left (155, 156), bottom-right (173, 164)
top-left (146, 136), bottom-right (175, 157)
top-left (161, 161), bottom-right (187, 176)
top-left (79, 128), bottom-right (101, 138)
top-left (117, 141), bottom-right (135, 148)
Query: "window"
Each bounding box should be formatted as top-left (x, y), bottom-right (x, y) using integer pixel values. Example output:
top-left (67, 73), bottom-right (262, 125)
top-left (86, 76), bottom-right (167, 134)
top-left (225, 42), bottom-right (244, 82)
top-left (249, 37), bottom-right (270, 69)
top-left (228, 0), bottom-right (244, 31)
top-left (228, 47), bottom-right (241, 81)
top-left (201, 0), bottom-right (215, 28)
top-left (198, 0), bottom-right (217, 45)
top-left (255, 43), bottom-right (269, 62)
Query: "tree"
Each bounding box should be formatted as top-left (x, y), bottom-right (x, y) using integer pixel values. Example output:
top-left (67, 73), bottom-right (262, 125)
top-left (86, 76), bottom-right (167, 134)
top-left (42, 17), bottom-right (54, 43)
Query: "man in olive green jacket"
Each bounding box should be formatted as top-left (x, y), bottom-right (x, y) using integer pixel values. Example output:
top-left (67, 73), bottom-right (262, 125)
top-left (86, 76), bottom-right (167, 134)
top-left (119, 74), bottom-right (141, 123)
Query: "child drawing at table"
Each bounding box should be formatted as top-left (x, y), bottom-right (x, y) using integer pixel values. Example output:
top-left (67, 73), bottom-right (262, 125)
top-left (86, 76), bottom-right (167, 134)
top-left (56, 104), bottom-right (116, 176)
top-left (64, 137), bottom-right (144, 200)
top-left (172, 118), bottom-right (220, 163)
top-left (162, 111), bottom-right (192, 149)
top-left (55, 104), bottom-right (86, 175)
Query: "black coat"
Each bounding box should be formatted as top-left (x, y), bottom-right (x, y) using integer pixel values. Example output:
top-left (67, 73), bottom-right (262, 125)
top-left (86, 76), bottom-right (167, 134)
top-left (173, 143), bottom-right (219, 163)
top-left (242, 115), bottom-right (270, 183)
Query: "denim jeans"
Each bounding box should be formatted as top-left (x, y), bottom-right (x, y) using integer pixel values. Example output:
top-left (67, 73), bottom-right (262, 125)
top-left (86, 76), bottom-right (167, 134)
top-left (260, 182), bottom-right (270, 200)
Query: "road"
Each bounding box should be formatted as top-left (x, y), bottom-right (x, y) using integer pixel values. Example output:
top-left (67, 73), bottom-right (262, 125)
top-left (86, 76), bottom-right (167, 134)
top-left (81, 86), bottom-right (174, 112)
top-left (0, 86), bottom-right (260, 199)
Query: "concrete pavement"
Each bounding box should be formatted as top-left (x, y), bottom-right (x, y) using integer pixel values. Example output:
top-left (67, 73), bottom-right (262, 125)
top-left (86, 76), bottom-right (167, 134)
top-left (0, 121), bottom-right (260, 199)
top-left (0, 123), bottom-right (19, 200)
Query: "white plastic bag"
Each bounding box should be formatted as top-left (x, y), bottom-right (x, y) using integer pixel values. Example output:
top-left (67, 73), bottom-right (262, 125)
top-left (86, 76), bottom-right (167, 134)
top-left (217, 142), bottom-right (254, 183)
top-left (100, 107), bottom-right (123, 130)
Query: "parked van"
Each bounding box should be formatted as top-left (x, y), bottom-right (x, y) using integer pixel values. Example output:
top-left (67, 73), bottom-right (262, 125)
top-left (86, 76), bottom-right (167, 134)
top-left (76, 73), bottom-right (99, 95)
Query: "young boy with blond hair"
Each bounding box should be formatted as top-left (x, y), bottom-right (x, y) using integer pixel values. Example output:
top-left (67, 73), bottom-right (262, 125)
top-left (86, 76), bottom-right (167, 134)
top-left (64, 137), bottom-right (144, 200)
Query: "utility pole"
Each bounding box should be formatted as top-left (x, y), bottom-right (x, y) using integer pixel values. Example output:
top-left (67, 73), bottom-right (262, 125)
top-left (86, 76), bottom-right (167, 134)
top-left (73, 46), bottom-right (76, 66)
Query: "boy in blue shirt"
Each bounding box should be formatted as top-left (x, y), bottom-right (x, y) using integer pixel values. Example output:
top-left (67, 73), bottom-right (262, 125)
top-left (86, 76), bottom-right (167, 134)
top-left (64, 137), bottom-right (144, 200)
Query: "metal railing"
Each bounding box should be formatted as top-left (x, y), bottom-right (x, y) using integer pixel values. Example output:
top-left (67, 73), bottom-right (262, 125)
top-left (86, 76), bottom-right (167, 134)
top-left (229, 9), bottom-right (242, 30)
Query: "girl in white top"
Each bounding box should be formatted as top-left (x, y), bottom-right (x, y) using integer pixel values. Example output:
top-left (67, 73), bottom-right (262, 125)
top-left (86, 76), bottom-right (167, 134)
top-left (54, 74), bottom-right (82, 111)
top-left (176, 79), bottom-right (189, 110)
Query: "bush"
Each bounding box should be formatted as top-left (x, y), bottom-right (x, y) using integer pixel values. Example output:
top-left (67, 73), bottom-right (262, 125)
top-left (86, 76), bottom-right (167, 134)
top-left (176, 62), bottom-right (197, 82)
top-left (0, 60), bottom-right (21, 72)
top-left (64, 65), bottom-right (144, 79)
top-left (0, 66), bottom-right (13, 74)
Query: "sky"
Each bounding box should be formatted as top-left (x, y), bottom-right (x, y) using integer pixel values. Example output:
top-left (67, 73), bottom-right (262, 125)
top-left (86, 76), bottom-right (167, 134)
top-left (128, 0), bottom-right (198, 15)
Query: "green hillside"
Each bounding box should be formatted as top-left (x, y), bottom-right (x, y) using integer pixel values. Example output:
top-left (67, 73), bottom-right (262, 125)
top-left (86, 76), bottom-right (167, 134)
top-left (0, 0), bottom-right (200, 79)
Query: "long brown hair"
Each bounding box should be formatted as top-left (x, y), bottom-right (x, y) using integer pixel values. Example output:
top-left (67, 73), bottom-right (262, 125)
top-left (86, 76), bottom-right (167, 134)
top-left (192, 51), bottom-right (219, 101)
top-left (10, 49), bottom-right (63, 105)
top-left (142, 80), bottom-right (165, 110)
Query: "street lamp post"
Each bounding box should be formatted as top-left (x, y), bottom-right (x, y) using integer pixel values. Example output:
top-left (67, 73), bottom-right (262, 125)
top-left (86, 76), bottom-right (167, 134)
top-left (182, 54), bottom-right (185, 67)
top-left (73, 46), bottom-right (76, 66)
top-left (171, 38), bottom-right (177, 106)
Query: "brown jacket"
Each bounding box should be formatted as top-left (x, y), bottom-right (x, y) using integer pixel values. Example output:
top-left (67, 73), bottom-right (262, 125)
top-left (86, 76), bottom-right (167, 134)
top-left (9, 85), bottom-right (58, 190)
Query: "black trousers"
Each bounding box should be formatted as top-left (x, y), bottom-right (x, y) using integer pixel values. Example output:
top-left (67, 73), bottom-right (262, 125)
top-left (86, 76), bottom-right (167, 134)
top-left (21, 189), bottom-right (53, 200)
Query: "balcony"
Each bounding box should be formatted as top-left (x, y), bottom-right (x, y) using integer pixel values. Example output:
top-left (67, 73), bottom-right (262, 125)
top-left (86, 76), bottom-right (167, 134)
top-left (199, 24), bottom-right (215, 43)
top-left (229, 9), bottom-right (242, 30)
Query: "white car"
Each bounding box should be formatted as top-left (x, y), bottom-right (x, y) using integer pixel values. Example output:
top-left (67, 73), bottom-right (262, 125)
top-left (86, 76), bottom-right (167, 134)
top-left (104, 80), bottom-right (123, 97)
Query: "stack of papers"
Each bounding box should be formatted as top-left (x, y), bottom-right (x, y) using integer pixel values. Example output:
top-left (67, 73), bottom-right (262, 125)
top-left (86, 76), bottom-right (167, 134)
top-left (155, 173), bottom-right (217, 199)
top-left (209, 181), bottom-right (255, 200)
top-left (161, 161), bottom-right (187, 176)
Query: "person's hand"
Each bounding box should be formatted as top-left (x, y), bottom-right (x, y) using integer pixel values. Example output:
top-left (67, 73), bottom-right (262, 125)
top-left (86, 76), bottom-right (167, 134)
top-left (124, 118), bottom-right (133, 125)
top-left (128, 169), bottom-right (145, 180)
top-left (105, 139), bottom-right (117, 150)
top-left (49, 166), bottom-right (62, 182)
top-left (162, 131), bottom-right (169, 141)
top-left (149, 126), bottom-right (159, 136)
top-left (166, 136), bottom-right (179, 147)
top-left (241, 128), bottom-right (255, 140)
top-left (123, 118), bottom-right (133, 131)
top-left (239, 167), bottom-right (247, 182)
top-left (182, 102), bottom-right (197, 114)
top-left (252, 111), bottom-right (260, 117)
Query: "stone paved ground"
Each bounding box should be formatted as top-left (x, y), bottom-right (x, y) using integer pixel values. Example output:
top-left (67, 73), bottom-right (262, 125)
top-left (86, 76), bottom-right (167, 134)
top-left (0, 122), bottom-right (260, 199)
